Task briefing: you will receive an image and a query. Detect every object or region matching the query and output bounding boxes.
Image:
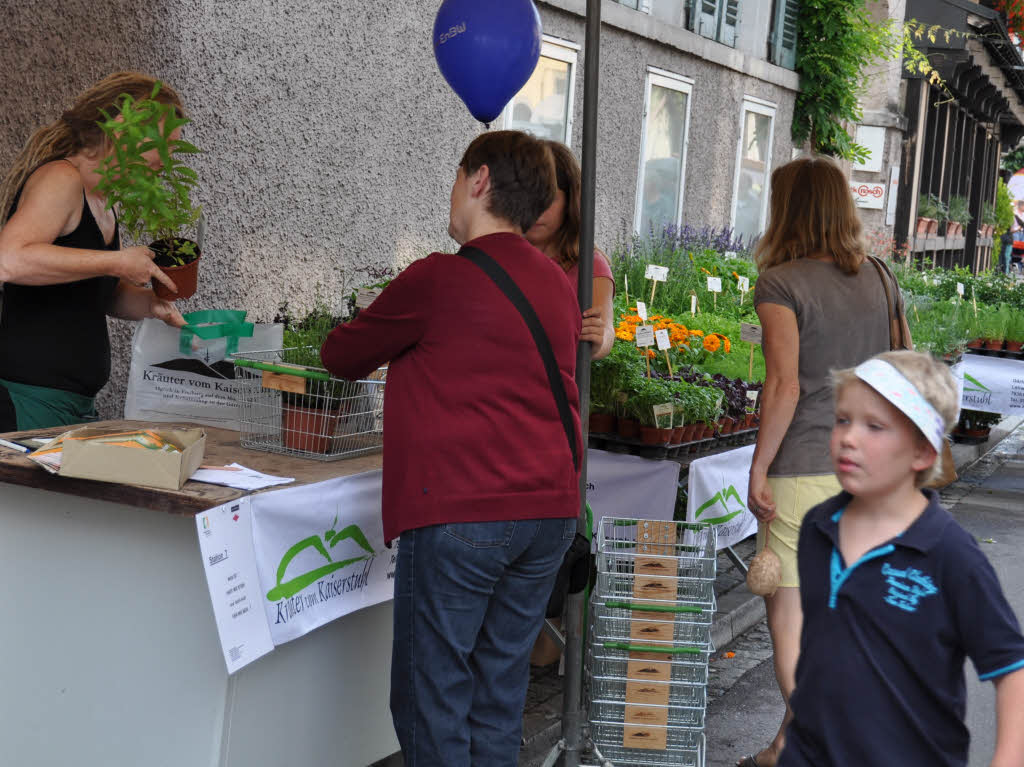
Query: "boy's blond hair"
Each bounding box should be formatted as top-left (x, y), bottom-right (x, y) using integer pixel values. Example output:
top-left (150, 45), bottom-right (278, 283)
top-left (832, 350), bottom-right (960, 487)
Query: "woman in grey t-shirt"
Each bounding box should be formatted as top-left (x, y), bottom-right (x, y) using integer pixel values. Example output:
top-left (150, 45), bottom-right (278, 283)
top-left (737, 156), bottom-right (891, 767)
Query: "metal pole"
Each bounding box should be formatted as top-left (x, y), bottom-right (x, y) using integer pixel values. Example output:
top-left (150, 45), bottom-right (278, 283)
top-left (563, 0), bottom-right (601, 765)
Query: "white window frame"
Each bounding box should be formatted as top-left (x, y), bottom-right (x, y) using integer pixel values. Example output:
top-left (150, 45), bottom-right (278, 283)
top-left (634, 67), bottom-right (695, 234)
top-left (501, 36), bottom-right (580, 145)
top-left (729, 96), bottom-right (777, 241)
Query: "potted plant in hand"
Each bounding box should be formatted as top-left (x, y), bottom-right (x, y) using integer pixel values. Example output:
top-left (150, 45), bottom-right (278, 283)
top-left (95, 83), bottom-right (202, 299)
top-left (945, 195), bottom-right (970, 238)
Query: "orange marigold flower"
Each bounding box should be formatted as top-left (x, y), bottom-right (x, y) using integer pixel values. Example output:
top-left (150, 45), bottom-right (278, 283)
top-left (722, 336), bottom-right (731, 353)
top-left (700, 267), bottom-right (711, 275)
top-left (703, 334), bottom-right (721, 352)
top-left (689, 329), bottom-right (704, 337)
top-left (732, 271), bottom-right (740, 279)
top-left (644, 349), bottom-right (656, 358)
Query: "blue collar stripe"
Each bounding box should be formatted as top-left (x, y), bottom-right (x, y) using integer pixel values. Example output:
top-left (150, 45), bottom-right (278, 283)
top-left (829, 544), bottom-right (896, 609)
top-left (978, 658), bottom-right (1024, 681)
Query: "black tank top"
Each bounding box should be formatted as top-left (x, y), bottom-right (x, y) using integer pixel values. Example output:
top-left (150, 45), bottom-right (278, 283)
top-left (0, 184), bottom-right (120, 396)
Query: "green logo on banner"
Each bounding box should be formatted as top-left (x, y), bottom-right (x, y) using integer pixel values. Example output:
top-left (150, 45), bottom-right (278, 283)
top-left (963, 373), bottom-right (990, 393)
top-left (696, 485), bottom-right (747, 525)
top-left (267, 516), bottom-right (375, 601)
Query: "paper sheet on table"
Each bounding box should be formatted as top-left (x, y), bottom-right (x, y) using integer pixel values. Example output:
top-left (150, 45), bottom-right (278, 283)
top-left (190, 463), bottom-right (295, 490)
top-left (196, 497), bottom-right (275, 673)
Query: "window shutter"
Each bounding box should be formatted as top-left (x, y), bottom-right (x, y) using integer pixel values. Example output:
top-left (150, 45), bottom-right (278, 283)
top-left (687, 0), bottom-right (720, 39)
top-left (719, 0), bottom-right (739, 47)
top-left (770, 0), bottom-right (799, 69)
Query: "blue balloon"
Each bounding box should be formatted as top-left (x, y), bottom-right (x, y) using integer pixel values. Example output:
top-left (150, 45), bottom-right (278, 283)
top-left (433, 0), bottom-right (542, 125)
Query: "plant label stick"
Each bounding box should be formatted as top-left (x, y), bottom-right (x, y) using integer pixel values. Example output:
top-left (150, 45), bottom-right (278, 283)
top-left (738, 275), bottom-right (749, 306)
top-left (645, 264), bottom-right (668, 307)
top-left (655, 328), bottom-right (673, 376)
top-left (708, 276), bottom-right (721, 311)
top-left (636, 301), bottom-right (648, 322)
top-left (971, 285), bottom-right (978, 317)
top-left (741, 323), bottom-right (763, 381)
top-left (957, 282), bottom-right (965, 298)
top-left (636, 325), bottom-right (655, 378)
top-left (690, 294), bottom-right (698, 316)
top-left (624, 274), bottom-right (629, 308)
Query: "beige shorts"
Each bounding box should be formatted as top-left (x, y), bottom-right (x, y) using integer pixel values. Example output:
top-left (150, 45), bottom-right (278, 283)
top-left (756, 474), bottom-right (843, 588)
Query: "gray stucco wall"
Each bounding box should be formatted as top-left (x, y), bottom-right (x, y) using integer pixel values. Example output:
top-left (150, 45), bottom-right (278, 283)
top-left (1, 0), bottom-right (797, 419)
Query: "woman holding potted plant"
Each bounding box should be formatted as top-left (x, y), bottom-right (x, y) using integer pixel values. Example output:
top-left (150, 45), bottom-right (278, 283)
top-left (525, 141), bottom-right (615, 360)
top-left (0, 72), bottom-right (187, 431)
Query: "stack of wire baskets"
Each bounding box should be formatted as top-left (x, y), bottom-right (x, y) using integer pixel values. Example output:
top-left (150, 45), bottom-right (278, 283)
top-left (586, 518), bottom-right (717, 767)
top-left (231, 347), bottom-right (386, 461)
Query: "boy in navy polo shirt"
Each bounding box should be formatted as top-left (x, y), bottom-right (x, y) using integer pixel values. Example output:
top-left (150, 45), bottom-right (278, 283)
top-left (779, 350), bottom-right (1024, 767)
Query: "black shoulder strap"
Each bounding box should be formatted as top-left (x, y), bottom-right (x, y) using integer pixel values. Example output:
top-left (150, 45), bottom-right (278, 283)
top-left (458, 245), bottom-right (579, 472)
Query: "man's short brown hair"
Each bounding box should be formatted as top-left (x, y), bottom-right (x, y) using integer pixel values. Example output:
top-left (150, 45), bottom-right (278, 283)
top-left (459, 130), bottom-right (556, 233)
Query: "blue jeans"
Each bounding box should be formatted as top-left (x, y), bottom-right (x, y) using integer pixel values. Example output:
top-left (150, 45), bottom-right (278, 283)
top-left (390, 516), bottom-right (576, 767)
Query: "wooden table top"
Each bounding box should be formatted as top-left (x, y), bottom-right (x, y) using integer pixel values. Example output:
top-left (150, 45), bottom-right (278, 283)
top-left (0, 420), bottom-right (382, 516)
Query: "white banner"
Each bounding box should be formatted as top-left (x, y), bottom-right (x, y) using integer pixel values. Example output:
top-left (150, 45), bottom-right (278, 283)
top-left (250, 470), bottom-right (397, 646)
top-left (686, 445), bottom-right (758, 549)
top-left (586, 449), bottom-right (680, 532)
top-left (198, 450), bottom-right (679, 671)
top-left (961, 355), bottom-right (1024, 415)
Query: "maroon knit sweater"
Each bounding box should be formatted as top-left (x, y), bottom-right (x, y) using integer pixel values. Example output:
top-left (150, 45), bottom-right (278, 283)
top-left (321, 232), bottom-right (581, 542)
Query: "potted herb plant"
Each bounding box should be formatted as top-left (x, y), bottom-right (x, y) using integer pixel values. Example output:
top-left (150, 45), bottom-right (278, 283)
top-left (1005, 309), bottom-right (1024, 354)
top-left (276, 299), bottom-right (352, 454)
top-left (95, 83), bottom-right (202, 299)
top-left (916, 194), bottom-right (944, 237)
top-left (977, 304), bottom-right (1008, 352)
top-left (945, 195), bottom-right (970, 238)
top-left (629, 377), bottom-right (674, 445)
top-left (980, 202), bottom-right (998, 239)
top-left (952, 409), bottom-right (1001, 443)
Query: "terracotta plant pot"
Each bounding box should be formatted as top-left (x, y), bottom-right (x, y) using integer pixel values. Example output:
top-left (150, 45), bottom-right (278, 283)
top-left (702, 424), bottom-right (716, 439)
top-left (640, 426), bottom-right (668, 445)
top-left (1006, 341), bottom-right (1023, 353)
top-left (916, 217), bottom-right (934, 235)
top-left (718, 417), bottom-right (735, 435)
top-left (927, 219), bottom-right (940, 236)
top-left (946, 222), bottom-right (960, 237)
top-left (682, 424), bottom-right (698, 442)
top-left (282, 402), bottom-right (338, 454)
top-left (589, 412), bottom-right (617, 434)
top-left (617, 418), bottom-right (640, 440)
top-left (743, 413), bottom-right (756, 429)
top-left (984, 339), bottom-right (1005, 351)
top-left (150, 238), bottom-right (202, 300)
top-left (671, 426), bottom-right (686, 444)
top-left (967, 338), bottom-right (984, 349)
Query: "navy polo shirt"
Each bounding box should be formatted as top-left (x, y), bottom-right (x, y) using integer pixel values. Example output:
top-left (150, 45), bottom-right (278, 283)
top-left (779, 489), bottom-right (1024, 767)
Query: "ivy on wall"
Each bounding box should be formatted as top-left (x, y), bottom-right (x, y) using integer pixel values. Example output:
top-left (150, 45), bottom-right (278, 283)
top-left (793, 1), bottom-right (951, 162)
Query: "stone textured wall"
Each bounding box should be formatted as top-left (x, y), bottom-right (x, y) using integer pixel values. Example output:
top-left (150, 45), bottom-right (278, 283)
top-left (1, 1), bottom-right (796, 418)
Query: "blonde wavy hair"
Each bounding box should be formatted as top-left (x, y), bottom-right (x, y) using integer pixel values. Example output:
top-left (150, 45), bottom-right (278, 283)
top-left (0, 72), bottom-right (184, 225)
top-left (754, 155), bottom-right (866, 275)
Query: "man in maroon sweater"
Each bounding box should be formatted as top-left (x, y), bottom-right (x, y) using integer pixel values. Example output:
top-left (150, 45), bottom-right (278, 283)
top-left (321, 131), bottom-right (581, 767)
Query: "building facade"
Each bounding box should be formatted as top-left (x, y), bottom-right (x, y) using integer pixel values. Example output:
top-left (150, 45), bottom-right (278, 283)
top-left (0, 0), bottom-right (801, 417)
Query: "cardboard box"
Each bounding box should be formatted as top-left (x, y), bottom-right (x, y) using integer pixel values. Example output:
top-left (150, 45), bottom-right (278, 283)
top-left (57, 427), bottom-right (206, 490)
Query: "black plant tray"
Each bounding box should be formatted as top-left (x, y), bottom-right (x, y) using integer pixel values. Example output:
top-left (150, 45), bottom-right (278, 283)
top-left (588, 427), bottom-right (758, 461)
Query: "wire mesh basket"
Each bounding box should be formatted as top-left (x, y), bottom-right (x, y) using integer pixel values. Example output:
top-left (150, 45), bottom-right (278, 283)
top-left (588, 723), bottom-right (705, 766)
top-left (231, 347), bottom-right (385, 461)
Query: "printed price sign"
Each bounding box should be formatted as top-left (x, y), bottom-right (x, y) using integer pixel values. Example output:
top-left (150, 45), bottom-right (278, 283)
top-left (740, 323), bottom-right (763, 344)
top-left (635, 325), bottom-right (655, 347)
top-left (746, 390), bottom-right (759, 404)
top-left (355, 287), bottom-right (383, 309)
top-left (645, 264), bottom-right (669, 281)
top-left (707, 276), bottom-right (722, 293)
top-left (636, 301), bottom-right (648, 321)
top-left (655, 328), bottom-right (671, 350)
top-left (737, 276), bottom-right (750, 293)
top-left (957, 282), bottom-right (965, 297)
